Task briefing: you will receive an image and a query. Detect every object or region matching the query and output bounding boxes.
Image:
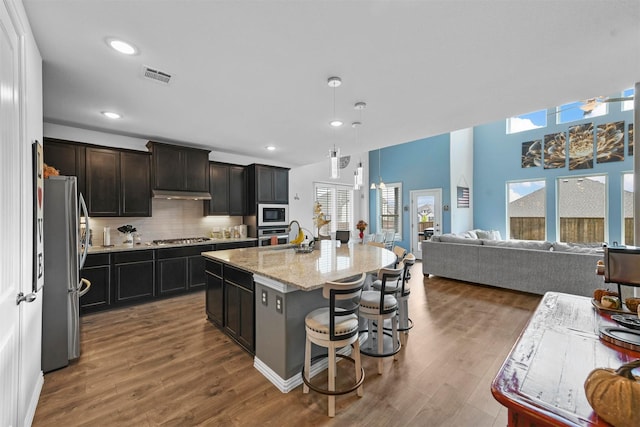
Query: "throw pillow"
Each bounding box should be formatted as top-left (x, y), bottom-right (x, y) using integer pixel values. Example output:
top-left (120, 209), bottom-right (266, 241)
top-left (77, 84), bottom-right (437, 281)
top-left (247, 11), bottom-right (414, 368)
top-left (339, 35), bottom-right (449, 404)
top-left (475, 230), bottom-right (491, 239)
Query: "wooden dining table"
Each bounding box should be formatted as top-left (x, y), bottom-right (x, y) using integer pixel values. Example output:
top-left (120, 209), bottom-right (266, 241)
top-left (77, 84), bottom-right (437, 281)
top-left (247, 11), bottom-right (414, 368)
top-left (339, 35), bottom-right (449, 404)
top-left (492, 292), bottom-right (640, 427)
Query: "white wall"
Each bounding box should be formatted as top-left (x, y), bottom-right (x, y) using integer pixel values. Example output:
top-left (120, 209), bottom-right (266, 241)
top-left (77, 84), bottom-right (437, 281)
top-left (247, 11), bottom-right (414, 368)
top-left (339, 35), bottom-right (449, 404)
top-left (289, 153), bottom-right (369, 236)
top-left (13, 0), bottom-right (44, 425)
top-left (449, 128), bottom-right (474, 234)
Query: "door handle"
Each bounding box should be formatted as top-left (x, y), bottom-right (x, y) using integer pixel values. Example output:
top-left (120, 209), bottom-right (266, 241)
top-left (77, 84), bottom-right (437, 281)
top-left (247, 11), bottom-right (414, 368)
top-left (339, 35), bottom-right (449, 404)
top-left (16, 292), bottom-right (37, 305)
top-left (78, 278), bottom-right (92, 297)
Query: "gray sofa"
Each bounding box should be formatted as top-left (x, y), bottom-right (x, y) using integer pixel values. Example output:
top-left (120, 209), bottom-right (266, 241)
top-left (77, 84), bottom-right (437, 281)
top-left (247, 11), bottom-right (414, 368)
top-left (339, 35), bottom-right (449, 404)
top-left (422, 235), bottom-right (604, 297)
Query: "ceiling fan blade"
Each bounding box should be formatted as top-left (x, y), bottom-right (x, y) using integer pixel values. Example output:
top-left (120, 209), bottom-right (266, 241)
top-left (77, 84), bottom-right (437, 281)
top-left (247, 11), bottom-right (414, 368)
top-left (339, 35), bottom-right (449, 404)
top-left (603, 96), bottom-right (634, 103)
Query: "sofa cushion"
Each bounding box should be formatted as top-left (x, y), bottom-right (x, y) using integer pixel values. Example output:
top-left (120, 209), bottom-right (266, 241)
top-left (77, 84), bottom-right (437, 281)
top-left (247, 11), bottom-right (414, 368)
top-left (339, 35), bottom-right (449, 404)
top-left (438, 235), bottom-right (483, 245)
top-left (552, 242), bottom-right (603, 254)
top-left (459, 230), bottom-right (478, 239)
top-left (482, 239), bottom-right (552, 251)
top-left (475, 229), bottom-right (502, 240)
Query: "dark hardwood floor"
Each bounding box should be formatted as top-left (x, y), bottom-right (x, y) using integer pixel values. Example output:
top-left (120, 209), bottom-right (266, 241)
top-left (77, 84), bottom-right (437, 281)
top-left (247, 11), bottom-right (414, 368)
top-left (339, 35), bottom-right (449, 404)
top-left (33, 262), bottom-right (541, 426)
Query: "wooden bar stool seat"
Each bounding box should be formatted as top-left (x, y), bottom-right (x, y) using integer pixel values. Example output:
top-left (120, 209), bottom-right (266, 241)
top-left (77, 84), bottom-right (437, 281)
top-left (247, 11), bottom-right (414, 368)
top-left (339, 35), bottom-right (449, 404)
top-left (302, 273), bottom-right (366, 417)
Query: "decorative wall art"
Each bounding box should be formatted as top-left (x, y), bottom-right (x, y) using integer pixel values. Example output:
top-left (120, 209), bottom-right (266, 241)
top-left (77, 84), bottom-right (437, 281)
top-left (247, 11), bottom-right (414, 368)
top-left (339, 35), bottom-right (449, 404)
top-left (543, 132), bottom-right (566, 169)
top-left (568, 123), bottom-right (594, 170)
top-left (457, 186), bottom-right (470, 208)
top-left (521, 140), bottom-right (541, 168)
top-left (33, 141), bottom-right (44, 292)
top-left (629, 123), bottom-right (634, 156)
top-left (596, 121), bottom-right (624, 163)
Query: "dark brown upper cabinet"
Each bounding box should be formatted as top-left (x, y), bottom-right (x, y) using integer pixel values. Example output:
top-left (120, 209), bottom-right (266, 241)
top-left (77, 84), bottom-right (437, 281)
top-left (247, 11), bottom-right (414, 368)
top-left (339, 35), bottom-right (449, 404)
top-left (247, 164), bottom-right (289, 209)
top-left (146, 141), bottom-right (210, 193)
top-left (43, 137), bottom-right (86, 196)
top-left (86, 148), bottom-right (151, 217)
top-left (204, 162), bottom-right (246, 216)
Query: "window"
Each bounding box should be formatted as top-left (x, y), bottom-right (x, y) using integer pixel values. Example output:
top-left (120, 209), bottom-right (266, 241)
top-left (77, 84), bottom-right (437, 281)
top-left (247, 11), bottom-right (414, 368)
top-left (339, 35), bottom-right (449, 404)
top-left (556, 100), bottom-right (607, 124)
top-left (557, 175), bottom-right (607, 243)
top-left (377, 183), bottom-right (402, 235)
top-left (623, 173), bottom-right (634, 245)
top-left (507, 180), bottom-right (546, 240)
top-left (622, 88), bottom-right (635, 112)
top-left (314, 182), bottom-right (354, 234)
top-left (506, 110), bottom-right (547, 134)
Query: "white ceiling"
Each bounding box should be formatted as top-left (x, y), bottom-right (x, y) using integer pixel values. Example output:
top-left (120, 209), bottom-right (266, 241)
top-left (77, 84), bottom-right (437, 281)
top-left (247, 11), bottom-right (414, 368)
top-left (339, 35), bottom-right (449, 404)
top-left (22, 0), bottom-right (640, 168)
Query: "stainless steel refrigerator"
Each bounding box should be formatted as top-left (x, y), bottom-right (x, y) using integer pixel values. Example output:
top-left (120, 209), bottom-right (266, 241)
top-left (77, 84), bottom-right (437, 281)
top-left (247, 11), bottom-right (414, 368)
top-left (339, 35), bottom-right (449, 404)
top-left (42, 176), bottom-right (90, 373)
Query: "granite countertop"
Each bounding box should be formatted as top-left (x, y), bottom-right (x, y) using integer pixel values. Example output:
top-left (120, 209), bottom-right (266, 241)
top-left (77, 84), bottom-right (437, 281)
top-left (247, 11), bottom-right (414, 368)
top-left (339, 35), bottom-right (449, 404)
top-left (202, 240), bottom-right (397, 291)
top-left (87, 237), bottom-right (257, 254)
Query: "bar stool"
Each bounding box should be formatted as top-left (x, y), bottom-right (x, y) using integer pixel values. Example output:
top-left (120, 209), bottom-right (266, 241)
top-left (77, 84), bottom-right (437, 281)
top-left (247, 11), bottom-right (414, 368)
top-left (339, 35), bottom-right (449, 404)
top-left (371, 255), bottom-right (414, 345)
top-left (302, 273), bottom-right (366, 417)
top-left (396, 253), bottom-right (416, 345)
top-left (359, 266), bottom-right (403, 374)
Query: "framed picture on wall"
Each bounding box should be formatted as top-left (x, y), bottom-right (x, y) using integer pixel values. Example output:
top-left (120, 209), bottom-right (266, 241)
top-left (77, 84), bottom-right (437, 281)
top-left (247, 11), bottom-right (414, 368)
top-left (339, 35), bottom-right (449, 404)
top-left (596, 121), bottom-right (624, 163)
top-left (457, 186), bottom-right (469, 208)
top-left (543, 132), bottom-right (566, 169)
top-left (33, 141), bottom-right (44, 292)
top-left (568, 123), bottom-right (594, 170)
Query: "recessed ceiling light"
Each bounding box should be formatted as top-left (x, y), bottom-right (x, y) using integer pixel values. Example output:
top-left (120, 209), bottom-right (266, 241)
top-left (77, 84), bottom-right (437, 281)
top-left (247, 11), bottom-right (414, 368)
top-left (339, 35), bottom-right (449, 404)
top-left (330, 120), bottom-right (343, 127)
top-left (102, 111), bottom-right (121, 119)
top-left (265, 145), bottom-right (276, 151)
top-left (106, 38), bottom-right (138, 55)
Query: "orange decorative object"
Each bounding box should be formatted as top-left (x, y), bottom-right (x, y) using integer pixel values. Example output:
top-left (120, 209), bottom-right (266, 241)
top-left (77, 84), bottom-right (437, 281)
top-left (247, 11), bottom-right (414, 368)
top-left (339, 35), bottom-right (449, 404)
top-left (43, 163), bottom-right (60, 179)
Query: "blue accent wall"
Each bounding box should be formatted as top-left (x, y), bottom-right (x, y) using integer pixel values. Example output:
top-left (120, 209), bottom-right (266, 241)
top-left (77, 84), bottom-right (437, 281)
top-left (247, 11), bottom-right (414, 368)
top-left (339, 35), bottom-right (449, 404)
top-left (368, 133), bottom-right (451, 249)
top-left (474, 107), bottom-right (633, 243)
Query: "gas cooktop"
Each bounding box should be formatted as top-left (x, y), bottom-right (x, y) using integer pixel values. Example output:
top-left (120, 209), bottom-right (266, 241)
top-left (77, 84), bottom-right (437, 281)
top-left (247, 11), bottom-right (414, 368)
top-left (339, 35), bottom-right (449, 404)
top-left (152, 237), bottom-right (212, 245)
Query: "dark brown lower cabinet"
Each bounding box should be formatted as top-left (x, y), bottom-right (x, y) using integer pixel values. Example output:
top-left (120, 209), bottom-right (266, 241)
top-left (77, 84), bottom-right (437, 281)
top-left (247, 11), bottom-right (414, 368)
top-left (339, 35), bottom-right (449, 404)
top-left (79, 242), bottom-right (254, 316)
top-left (205, 259), bottom-right (224, 326)
top-left (80, 253), bottom-right (111, 314)
top-left (157, 245), bottom-right (213, 295)
top-left (113, 250), bottom-right (155, 304)
top-left (223, 265), bottom-right (255, 353)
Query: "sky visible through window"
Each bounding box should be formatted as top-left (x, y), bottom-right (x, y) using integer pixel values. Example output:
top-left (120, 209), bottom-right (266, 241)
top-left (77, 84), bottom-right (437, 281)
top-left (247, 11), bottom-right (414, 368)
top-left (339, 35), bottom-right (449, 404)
top-left (509, 180), bottom-right (545, 202)
top-left (508, 110), bottom-right (546, 133)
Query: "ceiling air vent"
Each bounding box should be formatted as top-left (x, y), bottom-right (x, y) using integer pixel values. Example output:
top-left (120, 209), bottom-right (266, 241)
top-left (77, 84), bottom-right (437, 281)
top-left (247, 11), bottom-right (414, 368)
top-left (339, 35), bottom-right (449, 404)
top-left (142, 66), bottom-right (171, 84)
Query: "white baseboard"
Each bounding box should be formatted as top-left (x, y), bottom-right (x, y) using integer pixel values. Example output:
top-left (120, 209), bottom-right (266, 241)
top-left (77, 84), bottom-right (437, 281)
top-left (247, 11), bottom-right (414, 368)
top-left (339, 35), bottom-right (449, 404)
top-left (22, 371), bottom-right (43, 427)
top-left (253, 334), bottom-right (367, 393)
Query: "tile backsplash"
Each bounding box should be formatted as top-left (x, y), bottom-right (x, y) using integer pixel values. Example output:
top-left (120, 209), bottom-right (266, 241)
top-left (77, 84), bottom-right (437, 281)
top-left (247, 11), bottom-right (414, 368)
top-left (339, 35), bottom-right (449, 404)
top-left (88, 199), bottom-right (243, 246)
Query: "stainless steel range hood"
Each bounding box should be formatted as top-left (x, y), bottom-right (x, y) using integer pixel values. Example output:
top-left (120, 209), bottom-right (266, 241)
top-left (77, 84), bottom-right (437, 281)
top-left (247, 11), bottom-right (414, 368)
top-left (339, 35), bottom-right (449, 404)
top-left (152, 189), bottom-right (212, 200)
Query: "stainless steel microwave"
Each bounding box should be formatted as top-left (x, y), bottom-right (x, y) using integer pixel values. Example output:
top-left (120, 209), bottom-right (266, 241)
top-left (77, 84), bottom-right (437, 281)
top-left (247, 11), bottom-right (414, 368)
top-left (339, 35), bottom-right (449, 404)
top-left (258, 204), bottom-right (289, 227)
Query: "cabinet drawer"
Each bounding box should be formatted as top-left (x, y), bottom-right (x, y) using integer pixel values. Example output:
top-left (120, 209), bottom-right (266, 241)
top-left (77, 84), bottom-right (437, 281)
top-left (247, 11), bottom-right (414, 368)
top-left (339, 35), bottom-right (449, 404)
top-left (113, 250), bottom-right (154, 264)
top-left (224, 265), bottom-right (253, 291)
top-left (84, 253), bottom-right (110, 267)
top-left (205, 259), bottom-right (222, 276)
top-left (215, 241), bottom-right (256, 250)
top-left (156, 244), bottom-right (213, 259)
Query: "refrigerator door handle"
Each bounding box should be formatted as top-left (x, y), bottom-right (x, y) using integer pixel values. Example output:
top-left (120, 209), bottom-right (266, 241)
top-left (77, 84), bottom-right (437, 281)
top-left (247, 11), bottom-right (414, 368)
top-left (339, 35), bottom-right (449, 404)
top-left (78, 278), bottom-right (91, 297)
top-left (78, 193), bottom-right (90, 269)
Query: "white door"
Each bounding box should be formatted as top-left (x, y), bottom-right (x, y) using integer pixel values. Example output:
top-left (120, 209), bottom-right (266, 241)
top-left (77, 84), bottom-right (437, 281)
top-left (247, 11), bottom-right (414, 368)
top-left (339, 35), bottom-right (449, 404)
top-left (410, 189), bottom-right (442, 259)
top-left (0, 3), bottom-right (21, 425)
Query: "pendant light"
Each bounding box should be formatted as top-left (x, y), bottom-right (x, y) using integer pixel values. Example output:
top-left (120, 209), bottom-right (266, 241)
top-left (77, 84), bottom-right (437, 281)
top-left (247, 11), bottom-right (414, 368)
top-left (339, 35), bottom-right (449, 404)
top-left (353, 102), bottom-right (366, 190)
top-left (352, 121), bottom-right (362, 189)
top-left (371, 148), bottom-right (385, 189)
top-left (330, 145), bottom-right (340, 179)
top-left (328, 76), bottom-right (342, 179)
top-left (328, 77), bottom-right (342, 127)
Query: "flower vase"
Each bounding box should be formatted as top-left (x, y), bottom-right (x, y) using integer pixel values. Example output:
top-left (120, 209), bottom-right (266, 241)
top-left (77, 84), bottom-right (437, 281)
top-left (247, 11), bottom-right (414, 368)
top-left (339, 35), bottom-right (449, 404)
top-left (123, 232), bottom-right (133, 246)
top-left (359, 231), bottom-right (364, 244)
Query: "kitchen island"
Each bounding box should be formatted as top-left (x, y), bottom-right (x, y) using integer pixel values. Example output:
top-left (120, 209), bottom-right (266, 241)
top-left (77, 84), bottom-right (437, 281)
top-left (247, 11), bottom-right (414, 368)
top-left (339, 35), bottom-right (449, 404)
top-left (202, 240), bottom-right (396, 392)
